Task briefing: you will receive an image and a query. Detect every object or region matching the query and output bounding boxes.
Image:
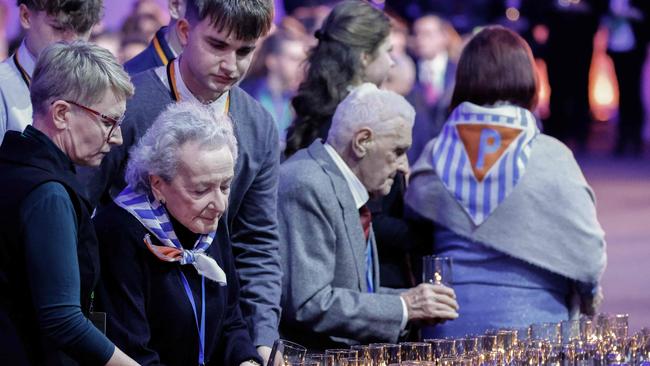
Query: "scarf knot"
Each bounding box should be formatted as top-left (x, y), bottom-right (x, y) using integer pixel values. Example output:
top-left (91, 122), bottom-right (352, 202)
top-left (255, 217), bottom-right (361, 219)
top-left (180, 250), bottom-right (199, 265)
top-left (115, 186), bottom-right (227, 285)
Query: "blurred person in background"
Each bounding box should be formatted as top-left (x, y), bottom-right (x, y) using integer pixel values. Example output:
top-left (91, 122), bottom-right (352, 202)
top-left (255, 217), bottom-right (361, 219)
top-left (382, 13), bottom-right (416, 97)
top-left (123, 0), bottom-right (185, 75)
top-left (118, 33), bottom-right (149, 64)
top-left (132, 0), bottom-right (167, 31)
top-left (0, 0), bottom-right (103, 143)
top-left (405, 26), bottom-right (607, 338)
top-left (241, 30), bottom-right (308, 149)
top-left (385, 0), bottom-right (504, 34)
top-left (605, 0), bottom-right (650, 157)
top-left (275, 13), bottom-right (312, 40)
top-left (80, 1), bottom-right (281, 363)
top-left (283, 0), bottom-right (331, 16)
top-left (407, 14), bottom-right (459, 164)
top-left (284, 0), bottom-right (394, 156)
top-left (382, 52), bottom-right (416, 98)
top-left (119, 0), bottom-right (167, 45)
top-left (94, 102), bottom-right (261, 366)
top-left (289, 3), bottom-right (331, 36)
top-left (536, 0), bottom-right (608, 152)
top-left (0, 41), bottom-right (137, 366)
top-left (90, 30), bottom-right (121, 59)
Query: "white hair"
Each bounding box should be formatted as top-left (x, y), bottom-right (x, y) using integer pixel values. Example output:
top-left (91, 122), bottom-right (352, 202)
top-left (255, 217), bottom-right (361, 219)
top-left (125, 101), bottom-right (238, 195)
top-left (327, 83), bottom-right (415, 149)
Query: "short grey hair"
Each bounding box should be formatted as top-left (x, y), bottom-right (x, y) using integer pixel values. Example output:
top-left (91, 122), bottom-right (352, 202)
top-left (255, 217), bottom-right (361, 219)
top-left (125, 101), bottom-right (239, 195)
top-left (30, 41), bottom-right (134, 117)
top-left (327, 83), bottom-right (415, 150)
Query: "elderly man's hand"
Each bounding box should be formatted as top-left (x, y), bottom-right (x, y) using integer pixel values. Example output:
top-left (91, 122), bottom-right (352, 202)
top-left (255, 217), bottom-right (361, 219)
top-left (400, 283), bottom-right (459, 324)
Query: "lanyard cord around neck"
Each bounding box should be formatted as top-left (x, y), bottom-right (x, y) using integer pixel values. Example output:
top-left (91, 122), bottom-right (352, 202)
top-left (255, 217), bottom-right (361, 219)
top-left (13, 52), bottom-right (31, 87)
top-left (166, 59), bottom-right (181, 102)
top-left (165, 59), bottom-right (230, 113)
top-left (179, 270), bottom-right (206, 366)
top-left (153, 31), bottom-right (170, 66)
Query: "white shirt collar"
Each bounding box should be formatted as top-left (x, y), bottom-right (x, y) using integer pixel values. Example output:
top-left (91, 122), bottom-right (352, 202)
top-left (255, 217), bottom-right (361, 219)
top-left (155, 58), bottom-right (229, 114)
top-left (431, 52), bottom-right (448, 71)
top-left (17, 41), bottom-right (37, 77)
top-left (323, 142), bottom-right (369, 210)
top-left (418, 52), bottom-right (448, 86)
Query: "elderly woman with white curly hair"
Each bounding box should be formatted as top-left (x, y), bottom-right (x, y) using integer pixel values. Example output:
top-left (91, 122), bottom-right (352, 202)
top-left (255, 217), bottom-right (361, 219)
top-left (93, 101), bottom-right (262, 366)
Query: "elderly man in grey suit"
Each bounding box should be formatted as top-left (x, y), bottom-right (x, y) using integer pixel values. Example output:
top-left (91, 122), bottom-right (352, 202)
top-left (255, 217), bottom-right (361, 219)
top-left (278, 83), bottom-right (459, 350)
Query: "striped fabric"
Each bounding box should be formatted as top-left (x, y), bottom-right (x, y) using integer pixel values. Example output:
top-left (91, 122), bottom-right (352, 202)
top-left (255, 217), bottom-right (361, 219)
top-left (114, 185), bottom-right (227, 284)
top-left (432, 102), bottom-right (539, 225)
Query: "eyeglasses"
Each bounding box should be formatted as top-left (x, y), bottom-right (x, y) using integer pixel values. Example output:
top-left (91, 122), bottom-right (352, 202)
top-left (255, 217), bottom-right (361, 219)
top-left (64, 100), bottom-right (124, 142)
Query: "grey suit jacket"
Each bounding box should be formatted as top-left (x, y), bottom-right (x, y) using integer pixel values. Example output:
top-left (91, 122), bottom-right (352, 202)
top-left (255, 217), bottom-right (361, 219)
top-left (278, 140), bottom-right (403, 350)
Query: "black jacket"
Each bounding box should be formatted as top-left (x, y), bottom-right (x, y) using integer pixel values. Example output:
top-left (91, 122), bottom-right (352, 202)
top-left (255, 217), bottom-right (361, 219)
top-left (0, 126), bottom-right (100, 365)
top-left (93, 201), bottom-right (260, 365)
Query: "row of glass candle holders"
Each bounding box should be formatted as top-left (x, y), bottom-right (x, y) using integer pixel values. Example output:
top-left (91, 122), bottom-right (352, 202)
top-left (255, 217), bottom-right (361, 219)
top-left (269, 314), bottom-right (650, 366)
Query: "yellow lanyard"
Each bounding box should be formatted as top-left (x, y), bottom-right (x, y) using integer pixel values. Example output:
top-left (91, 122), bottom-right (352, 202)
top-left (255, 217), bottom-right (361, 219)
top-left (152, 33), bottom-right (170, 66)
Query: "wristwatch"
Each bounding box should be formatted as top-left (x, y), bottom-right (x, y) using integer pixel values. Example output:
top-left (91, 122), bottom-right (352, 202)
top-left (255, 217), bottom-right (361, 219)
top-left (246, 360), bottom-right (261, 366)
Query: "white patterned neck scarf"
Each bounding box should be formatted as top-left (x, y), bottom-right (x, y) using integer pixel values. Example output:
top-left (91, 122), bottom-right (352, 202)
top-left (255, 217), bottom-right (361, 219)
top-left (432, 102), bottom-right (540, 225)
top-left (114, 185), bottom-right (227, 284)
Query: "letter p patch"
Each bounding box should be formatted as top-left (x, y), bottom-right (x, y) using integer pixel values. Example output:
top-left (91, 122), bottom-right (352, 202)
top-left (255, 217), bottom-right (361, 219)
top-left (476, 128), bottom-right (501, 169)
top-left (456, 124), bottom-right (522, 181)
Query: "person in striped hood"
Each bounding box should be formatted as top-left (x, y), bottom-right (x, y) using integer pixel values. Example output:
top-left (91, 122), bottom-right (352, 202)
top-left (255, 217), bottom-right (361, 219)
top-left (405, 26), bottom-right (606, 338)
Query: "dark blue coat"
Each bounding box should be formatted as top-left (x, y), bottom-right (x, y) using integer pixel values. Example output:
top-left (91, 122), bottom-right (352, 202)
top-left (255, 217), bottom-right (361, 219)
top-left (94, 202), bottom-right (260, 365)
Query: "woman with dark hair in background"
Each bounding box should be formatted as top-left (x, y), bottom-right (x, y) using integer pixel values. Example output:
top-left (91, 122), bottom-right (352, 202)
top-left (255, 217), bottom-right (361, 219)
top-left (405, 26), bottom-right (607, 338)
top-left (284, 0), bottom-right (393, 156)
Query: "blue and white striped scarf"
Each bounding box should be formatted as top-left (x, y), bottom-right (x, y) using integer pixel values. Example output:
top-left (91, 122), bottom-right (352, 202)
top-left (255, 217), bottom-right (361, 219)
top-left (432, 102), bottom-right (539, 225)
top-left (114, 185), bottom-right (227, 284)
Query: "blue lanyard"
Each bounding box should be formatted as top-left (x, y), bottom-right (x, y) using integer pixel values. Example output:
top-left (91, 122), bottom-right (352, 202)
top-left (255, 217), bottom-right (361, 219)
top-left (179, 271), bottom-right (206, 365)
top-left (366, 237), bottom-right (374, 293)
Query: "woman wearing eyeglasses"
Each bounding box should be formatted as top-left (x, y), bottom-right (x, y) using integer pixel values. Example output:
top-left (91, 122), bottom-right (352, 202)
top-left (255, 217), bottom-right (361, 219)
top-left (0, 42), bottom-right (138, 365)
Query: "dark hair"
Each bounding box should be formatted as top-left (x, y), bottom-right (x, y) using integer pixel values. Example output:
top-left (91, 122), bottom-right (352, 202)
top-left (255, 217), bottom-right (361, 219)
top-left (450, 26), bottom-right (538, 112)
top-left (184, 0), bottom-right (274, 42)
top-left (285, 0), bottom-right (390, 156)
top-left (18, 0), bottom-right (102, 34)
